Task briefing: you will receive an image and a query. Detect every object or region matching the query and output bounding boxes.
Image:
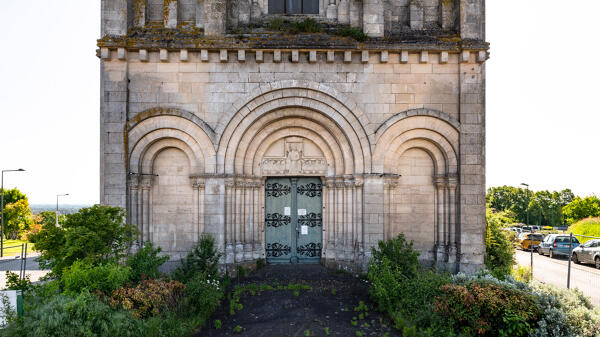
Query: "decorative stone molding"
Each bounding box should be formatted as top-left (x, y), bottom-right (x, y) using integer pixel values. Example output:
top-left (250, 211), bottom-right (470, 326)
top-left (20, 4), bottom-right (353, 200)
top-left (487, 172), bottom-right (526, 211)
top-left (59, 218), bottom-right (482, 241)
top-left (273, 50), bottom-right (281, 63)
top-left (291, 50), bottom-right (299, 63)
top-left (220, 49), bottom-right (228, 62)
top-left (238, 49), bottom-right (245, 62)
top-left (344, 51), bottom-right (352, 63)
top-left (309, 50), bottom-right (317, 63)
top-left (159, 49), bottom-right (168, 61)
top-left (180, 49), bottom-right (189, 62)
top-left (190, 177), bottom-right (206, 189)
top-left (361, 50), bottom-right (369, 63)
top-left (380, 51), bottom-right (388, 63)
top-left (140, 176), bottom-right (154, 189)
top-left (255, 50), bottom-right (263, 62)
top-left (419, 51), bottom-right (428, 63)
top-left (400, 50), bottom-right (408, 63)
top-left (440, 51), bottom-right (449, 64)
top-left (460, 50), bottom-right (470, 63)
top-left (100, 47), bottom-right (110, 59)
top-left (117, 48), bottom-right (126, 60)
top-left (200, 49), bottom-right (209, 61)
top-left (139, 49), bottom-right (148, 61)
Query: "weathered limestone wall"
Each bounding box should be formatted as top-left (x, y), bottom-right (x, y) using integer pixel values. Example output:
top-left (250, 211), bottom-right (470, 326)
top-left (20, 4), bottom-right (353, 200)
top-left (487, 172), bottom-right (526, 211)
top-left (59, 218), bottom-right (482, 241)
top-left (100, 47), bottom-right (486, 271)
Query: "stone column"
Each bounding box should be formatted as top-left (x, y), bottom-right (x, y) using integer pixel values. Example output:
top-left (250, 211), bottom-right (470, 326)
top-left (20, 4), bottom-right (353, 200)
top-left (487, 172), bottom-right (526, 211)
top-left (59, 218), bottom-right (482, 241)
top-left (191, 177), bottom-right (206, 241)
top-left (344, 177), bottom-right (354, 262)
top-left (164, 0), bottom-right (178, 28)
top-left (140, 176), bottom-right (154, 244)
top-left (325, 178), bottom-right (336, 262)
top-left (383, 176), bottom-right (399, 242)
top-left (326, 0), bottom-right (337, 20)
top-left (354, 177), bottom-right (364, 264)
top-left (244, 179), bottom-right (253, 261)
top-left (433, 175), bottom-right (447, 263)
top-left (204, 0), bottom-right (226, 36)
top-left (133, 0), bottom-right (147, 27)
top-left (409, 0), bottom-right (423, 30)
top-left (447, 175), bottom-right (458, 266)
top-left (362, 0), bottom-right (384, 37)
top-left (321, 179), bottom-right (329, 259)
top-left (195, 0), bottom-right (205, 28)
top-left (127, 175), bottom-right (140, 243)
top-left (258, 178), bottom-right (266, 258)
top-left (252, 179), bottom-right (261, 259)
top-left (335, 178), bottom-right (345, 261)
top-left (440, 0), bottom-right (456, 30)
top-left (235, 179), bottom-right (244, 262)
top-left (224, 178), bottom-right (235, 264)
top-left (337, 0), bottom-right (349, 24)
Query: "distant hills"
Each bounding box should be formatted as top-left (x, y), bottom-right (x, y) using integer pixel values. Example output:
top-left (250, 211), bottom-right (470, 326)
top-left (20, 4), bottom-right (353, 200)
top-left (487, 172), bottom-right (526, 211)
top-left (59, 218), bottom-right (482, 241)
top-left (30, 204), bottom-right (93, 215)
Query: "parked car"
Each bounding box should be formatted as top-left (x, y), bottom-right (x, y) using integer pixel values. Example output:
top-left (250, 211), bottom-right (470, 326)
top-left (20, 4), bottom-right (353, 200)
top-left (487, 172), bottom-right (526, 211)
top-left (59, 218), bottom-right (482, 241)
top-left (522, 226), bottom-right (533, 232)
top-left (518, 233), bottom-right (545, 251)
top-left (571, 239), bottom-right (600, 269)
top-left (538, 234), bottom-right (580, 258)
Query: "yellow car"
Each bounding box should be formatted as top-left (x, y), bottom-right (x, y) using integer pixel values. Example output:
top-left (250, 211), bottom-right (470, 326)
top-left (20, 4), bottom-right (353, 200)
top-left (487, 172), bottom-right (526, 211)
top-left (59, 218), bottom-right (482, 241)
top-left (519, 233), bottom-right (545, 251)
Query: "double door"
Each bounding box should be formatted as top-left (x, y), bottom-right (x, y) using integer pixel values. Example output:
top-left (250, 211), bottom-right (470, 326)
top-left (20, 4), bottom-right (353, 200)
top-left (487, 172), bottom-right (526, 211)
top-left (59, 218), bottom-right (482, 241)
top-left (265, 177), bottom-right (322, 263)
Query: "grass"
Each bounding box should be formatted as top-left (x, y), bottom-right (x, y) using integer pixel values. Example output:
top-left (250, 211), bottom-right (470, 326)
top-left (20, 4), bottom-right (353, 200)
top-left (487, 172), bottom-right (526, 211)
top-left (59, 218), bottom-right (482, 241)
top-left (1, 239), bottom-right (35, 256)
top-left (567, 217), bottom-right (600, 243)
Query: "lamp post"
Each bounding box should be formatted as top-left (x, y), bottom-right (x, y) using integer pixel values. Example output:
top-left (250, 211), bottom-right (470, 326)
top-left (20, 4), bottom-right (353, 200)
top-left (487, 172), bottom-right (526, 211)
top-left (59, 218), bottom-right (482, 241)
top-left (521, 182), bottom-right (532, 279)
top-left (1, 169), bottom-right (25, 257)
top-left (56, 194), bottom-right (69, 226)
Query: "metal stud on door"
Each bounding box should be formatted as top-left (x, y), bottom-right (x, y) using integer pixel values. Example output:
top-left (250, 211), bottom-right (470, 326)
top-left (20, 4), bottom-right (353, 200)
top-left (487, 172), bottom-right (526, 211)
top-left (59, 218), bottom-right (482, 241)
top-left (265, 178), bottom-right (293, 263)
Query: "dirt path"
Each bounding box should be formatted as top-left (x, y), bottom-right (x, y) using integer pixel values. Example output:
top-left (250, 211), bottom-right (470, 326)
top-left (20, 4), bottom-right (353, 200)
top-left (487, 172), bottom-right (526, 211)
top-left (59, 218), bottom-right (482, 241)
top-left (196, 264), bottom-right (399, 337)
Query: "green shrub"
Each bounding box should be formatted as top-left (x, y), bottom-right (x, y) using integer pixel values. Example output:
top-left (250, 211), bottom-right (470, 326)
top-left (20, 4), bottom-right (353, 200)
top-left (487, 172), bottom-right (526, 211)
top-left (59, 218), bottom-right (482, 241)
top-left (336, 25), bottom-right (368, 41)
top-left (512, 265), bottom-right (532, 283)
top-left (183, 272), bottom-right (224, 321)
top-left (267, 17), bottom-right (285, 30)
top-left (370, 234), bottom-right (420, 279)
top-left (174, 234), bottom-right (221, 283)
top-left (530, 282), bottom-right (600, 337)
top-left (126, 242), bottom-right (169, 282)
top-left (1, 292), bottom-right (143, 337)
top-left (485, 208), bottom-right (516, 279)
top-left (567, 217), bottom-right (600, 243)
top-left (30, 205), bottom-right (137, 276)
top-left (289, 18), bottom-right (322, 33)
top-left (110, 279), bottom-right (185, 318)
top-left (433, 281), bottom-right (540, 336)
top-left (141, 310), bottom-right (204, 337)
top-left (5, 271), bottom-right (32, 291)
top-left (62, 260), bottom-right (131, 295)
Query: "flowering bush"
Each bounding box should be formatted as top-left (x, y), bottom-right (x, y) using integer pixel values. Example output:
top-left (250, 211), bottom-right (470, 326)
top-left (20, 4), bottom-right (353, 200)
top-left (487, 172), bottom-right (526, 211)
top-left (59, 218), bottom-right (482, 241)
top-left (434, 281), bottom-right (540, 336)
top-left (183, 272), bottom-right (224, 321)
top-left (110, 279), bottom-right (185, 318)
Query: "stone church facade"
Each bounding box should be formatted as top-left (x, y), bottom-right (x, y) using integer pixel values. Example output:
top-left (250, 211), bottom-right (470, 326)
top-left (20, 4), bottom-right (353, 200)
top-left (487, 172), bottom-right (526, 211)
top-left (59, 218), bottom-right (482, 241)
top-left (99, 0), bottom-right (487, 272)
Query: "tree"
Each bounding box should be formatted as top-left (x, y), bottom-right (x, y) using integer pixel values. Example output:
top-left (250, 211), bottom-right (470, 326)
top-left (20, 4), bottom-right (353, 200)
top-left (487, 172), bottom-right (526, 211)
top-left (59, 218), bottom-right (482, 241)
top-left (3, 199), bottom-right (33, 239)
top-left (562, 196), bottom-right (600, 225)
top-left (30, 205), bottom-right (138, 276)
top-left (1, 188), bottom-right (27, 226)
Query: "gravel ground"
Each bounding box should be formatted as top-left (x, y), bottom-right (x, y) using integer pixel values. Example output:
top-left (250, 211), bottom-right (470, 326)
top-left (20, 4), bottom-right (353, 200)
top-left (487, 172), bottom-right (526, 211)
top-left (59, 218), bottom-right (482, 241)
top-left (196, 264), bottom-right (399, 337)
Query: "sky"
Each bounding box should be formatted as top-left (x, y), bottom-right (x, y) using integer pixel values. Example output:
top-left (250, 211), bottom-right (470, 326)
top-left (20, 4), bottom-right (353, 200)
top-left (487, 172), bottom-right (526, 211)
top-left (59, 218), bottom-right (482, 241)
top-left (0, 0), bottom-right (599, 205)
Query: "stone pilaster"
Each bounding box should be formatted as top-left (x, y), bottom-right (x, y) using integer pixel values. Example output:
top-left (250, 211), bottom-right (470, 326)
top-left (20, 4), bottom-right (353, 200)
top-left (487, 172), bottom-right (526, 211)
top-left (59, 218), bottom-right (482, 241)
top-left (362, 0), bottom-right (384, 37)
top-left (204, 0), bottom-right (226, 36)
top-left (409, 0), bottom-right (424, 30)
top-left (140, 176), bottom-right (154, 244)
top-left (191, 177), bottom-right (206, 242)
top-left (433, 175), bottom-right (447, 263)
top-left (224, 178), bottom-right (235, 264)
top-left (164, 0), bottom-right (178, 28)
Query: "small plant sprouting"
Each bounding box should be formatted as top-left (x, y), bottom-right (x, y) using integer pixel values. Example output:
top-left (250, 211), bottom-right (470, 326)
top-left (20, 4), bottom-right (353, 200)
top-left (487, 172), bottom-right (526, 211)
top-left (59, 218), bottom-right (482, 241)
top-left (355, 331), bottom-right (364, 337)
top-left (233, 325), bottom-right (243, 334)
top-left (304, 329), bottom-right (311, 336)
top-left (214, 319), bottom-right (222, 329)
top-left (331, 288), bottom-right (337, 295)
top-left (351, 319), bottom-right (358, 327)
top-left (324, 327), bottom-right (330, 335)
top-left (293, 290), bottom-right (300, 297)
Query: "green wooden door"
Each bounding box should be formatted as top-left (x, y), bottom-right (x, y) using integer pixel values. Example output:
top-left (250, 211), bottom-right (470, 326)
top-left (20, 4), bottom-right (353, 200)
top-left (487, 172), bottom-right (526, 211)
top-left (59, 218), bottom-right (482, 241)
top-left (265, 177), bottom-right (322, 263)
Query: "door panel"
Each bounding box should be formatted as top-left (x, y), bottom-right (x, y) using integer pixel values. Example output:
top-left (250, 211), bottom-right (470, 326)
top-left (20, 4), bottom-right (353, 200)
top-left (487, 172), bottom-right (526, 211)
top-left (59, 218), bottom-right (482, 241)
top-left (265, 178), bottom-right (293, 263)
top-left (296, 177), bottom-right (323, 263)
top-left (264, 177), bottom-right (323, 263)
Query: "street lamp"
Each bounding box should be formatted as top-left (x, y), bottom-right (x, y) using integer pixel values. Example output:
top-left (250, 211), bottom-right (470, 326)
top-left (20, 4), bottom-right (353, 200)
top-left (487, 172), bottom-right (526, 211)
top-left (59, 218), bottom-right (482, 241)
top-left (521, 182), bottom-right (532, 279)
top-left (56, 194), bottom-right (69, 226)
top-left (1, 168), bottom-right (25, 257)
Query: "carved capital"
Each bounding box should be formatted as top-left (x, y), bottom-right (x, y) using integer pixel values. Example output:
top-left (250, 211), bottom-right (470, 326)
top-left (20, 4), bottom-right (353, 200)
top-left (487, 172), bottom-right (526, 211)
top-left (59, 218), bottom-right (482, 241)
top-left (140, 176), bottom-right (154, 189)
top-left (225, 178), bottom-right (235, 188)
top-left (384, 176), bottom-right (399, 189)
top-left (446, 175), bottom-right (458, 189)
top-left (334, 178), bottom-right (345, 189)
top-left (433, 175), bottom-right (446, 188)
top-left (127, 175), bottom-right (140, 189)
top-left (354, 177), bottom-right (364, 187)
top-left (190, 177), bottom-right (205, 189)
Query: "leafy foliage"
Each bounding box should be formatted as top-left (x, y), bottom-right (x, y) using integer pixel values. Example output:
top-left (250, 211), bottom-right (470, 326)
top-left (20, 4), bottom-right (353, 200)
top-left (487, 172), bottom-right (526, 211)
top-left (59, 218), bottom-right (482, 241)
top-left (370, 234), bottom-right (420, 279)
top-left (2, 199), bottom-right (32, 240)
top-left (1, 292), bottom-right (144, 337)
top-left (126, 242), bottom-right (169, 282)
top-left (110, 279), bottom-right (185, 318)
top-left (30, 205), bottom-right (137, 276)
top-left (266, 17), bottom-right (322, 33)
top-left (434, 281), bottom-right (540, 336)
top-left (336, 26), bottom-right (368, 41)
top-left (485, 208), bottom-right (516, 279)
top-left (183, 272), bottom-right (223, 321)
top-left (563, 197), bottom-right (600, 225)
top-left (174, 234), bottom-right (221, 283)
top-left (62, 261), bottom-right (131, 295)
top-left (5, 271), bottom-right (32, 292)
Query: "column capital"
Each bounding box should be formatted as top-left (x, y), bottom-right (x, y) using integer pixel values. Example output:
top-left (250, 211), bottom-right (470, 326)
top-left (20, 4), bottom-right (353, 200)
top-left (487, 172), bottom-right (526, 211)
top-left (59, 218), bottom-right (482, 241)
top-left (127, 175), bottom-right (140, 189)
top-left (140, 176), bottom-right (154, 189)
top-left (354, 177), bottom-right (364, 187)
top-left (190, 177), bottom-right (205, 189)
top-left (384, 176), bottom-right (399, 189)
top-left (447, 175), bottom-right (458, 189)
top-left (225, 178), bottom-right (235, 188)
top-left (433, 175), bottom-right (446, 188)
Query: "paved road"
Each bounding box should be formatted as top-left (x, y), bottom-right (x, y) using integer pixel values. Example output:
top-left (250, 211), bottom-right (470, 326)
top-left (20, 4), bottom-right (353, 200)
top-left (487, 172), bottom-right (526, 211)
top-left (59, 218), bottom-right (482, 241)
top-left (0, 254), bottom-right (50, 288)
top-left (515, 250), bottom-right (600, 306)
